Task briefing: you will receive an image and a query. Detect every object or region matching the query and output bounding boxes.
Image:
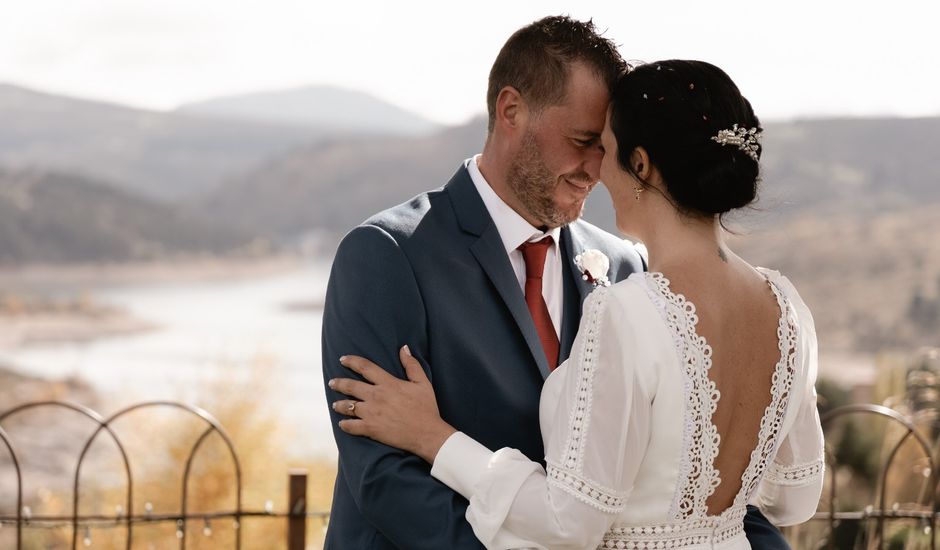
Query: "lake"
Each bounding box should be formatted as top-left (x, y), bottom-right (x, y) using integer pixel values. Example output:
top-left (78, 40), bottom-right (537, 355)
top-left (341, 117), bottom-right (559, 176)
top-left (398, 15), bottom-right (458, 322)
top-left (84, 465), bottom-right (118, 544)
top-left (0, 261), bottom-right (337, 459)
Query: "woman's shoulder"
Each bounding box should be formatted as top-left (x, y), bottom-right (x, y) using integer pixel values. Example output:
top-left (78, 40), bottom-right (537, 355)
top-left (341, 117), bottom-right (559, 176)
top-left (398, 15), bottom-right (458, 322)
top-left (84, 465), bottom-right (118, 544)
top-left (586, 273), bottom-right (675, 350)
top-left (591, 272), bottom-right (659, 316)
top-left (756, 267), bottom-right (799, 299)
top-left (756, 267), bottom-right (817, 331)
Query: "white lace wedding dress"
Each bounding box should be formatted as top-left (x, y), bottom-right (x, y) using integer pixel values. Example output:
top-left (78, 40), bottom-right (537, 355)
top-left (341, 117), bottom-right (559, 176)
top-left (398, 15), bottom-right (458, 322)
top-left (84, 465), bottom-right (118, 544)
top-left (431, 269), bottom-right (825, 549)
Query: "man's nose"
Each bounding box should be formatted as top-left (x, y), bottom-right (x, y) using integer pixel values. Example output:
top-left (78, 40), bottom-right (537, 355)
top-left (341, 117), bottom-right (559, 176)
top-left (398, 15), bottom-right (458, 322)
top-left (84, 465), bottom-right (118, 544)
top-left (583, 144), bottom-right (604, 181)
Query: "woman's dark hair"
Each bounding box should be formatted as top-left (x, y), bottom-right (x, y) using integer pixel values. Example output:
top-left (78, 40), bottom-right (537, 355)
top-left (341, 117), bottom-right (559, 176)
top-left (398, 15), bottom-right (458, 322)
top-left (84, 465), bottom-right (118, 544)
top-left (609, 60), bottom-right (762, 218)
top-left (487, 16), bottom-right (627, 133)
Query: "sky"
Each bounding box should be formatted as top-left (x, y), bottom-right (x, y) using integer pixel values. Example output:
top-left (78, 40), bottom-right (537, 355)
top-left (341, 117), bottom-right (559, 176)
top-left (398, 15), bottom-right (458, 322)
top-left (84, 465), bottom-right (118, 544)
top-left (2, 0), bottom-right (939, 125)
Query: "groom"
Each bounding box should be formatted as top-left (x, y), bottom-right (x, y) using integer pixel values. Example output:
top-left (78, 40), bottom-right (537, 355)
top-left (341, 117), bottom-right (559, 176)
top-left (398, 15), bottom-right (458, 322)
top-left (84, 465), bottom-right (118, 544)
top-left (321, 16), bottom-right (788, 549)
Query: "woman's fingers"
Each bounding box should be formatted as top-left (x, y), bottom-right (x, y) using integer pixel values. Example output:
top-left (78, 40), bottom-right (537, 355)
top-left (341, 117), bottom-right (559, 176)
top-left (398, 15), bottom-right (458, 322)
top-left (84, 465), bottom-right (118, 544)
top-left (399, 345), bottom-right (429, 384)
top-left (332, 399), bottom-right (360, 417)
top-left (338, 419), bottom-right (369, 437)
top-left (340, 355), bottom-right (392, 384)
top-left (328, 377), bottom-right (373, 400)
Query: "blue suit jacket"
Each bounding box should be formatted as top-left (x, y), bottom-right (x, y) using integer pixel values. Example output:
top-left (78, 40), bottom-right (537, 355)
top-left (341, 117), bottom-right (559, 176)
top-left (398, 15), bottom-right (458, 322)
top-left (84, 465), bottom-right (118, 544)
top-left (321, 165), bottom-right (788, 549)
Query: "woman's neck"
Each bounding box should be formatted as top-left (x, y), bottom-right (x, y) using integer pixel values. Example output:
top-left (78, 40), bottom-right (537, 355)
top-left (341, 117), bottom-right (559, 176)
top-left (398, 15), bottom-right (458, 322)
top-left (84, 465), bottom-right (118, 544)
top-left (641, 211), bottom-right (727, 274)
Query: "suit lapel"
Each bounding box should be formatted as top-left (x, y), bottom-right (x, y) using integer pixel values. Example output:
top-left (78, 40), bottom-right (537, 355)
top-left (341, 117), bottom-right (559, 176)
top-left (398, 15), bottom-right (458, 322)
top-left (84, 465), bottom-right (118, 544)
top-left (559, 225), bottom-right (595, 366)
top-left (446, 166), bottom-right (552, 378)
top-left (558, 233), bottom-right (581, 364)
top-left (469, 229), bottom-right (551, 377)
top-left (561, 223), bottom-right (595, 308)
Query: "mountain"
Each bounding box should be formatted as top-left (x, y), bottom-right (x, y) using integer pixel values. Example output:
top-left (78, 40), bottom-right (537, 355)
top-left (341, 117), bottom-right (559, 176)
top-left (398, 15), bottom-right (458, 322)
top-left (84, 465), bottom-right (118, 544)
top-left (0, 83), bottom-right (329, 202)
top-left (0, 169), bottom-right (256, 264)
top-left (177, 85), bottom-right (441, 136)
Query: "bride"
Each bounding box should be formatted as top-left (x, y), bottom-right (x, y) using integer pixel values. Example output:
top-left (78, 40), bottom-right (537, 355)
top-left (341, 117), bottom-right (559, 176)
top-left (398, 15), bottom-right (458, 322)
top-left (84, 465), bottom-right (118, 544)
top-left (328, 60), bottom-right (825, 549)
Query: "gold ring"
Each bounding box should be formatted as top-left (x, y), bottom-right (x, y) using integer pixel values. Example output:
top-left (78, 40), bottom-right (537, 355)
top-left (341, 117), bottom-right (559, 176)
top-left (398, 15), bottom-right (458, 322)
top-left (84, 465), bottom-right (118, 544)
top-left (347, 402), bottom-right (357, 415)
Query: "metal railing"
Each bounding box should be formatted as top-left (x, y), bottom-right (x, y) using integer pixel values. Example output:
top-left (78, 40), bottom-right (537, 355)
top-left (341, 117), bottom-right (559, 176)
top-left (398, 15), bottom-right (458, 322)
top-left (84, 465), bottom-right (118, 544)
top-left (4, 399), bottom-right (940, 549)
top-left (0, 400), bottom-right (328, 549)
top-left (794, 403), bottom-right (939, 549)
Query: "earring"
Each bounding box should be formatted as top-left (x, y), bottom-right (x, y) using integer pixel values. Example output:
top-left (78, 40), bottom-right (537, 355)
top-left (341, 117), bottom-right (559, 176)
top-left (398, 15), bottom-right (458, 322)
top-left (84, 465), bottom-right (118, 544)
top-left (634, 186), bottom-right (644, 201)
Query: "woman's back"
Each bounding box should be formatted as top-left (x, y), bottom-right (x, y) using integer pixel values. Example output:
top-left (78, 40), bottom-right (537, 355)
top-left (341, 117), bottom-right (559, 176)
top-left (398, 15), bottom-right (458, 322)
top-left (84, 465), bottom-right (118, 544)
top-left (662, 256), bottom-right (787, 515)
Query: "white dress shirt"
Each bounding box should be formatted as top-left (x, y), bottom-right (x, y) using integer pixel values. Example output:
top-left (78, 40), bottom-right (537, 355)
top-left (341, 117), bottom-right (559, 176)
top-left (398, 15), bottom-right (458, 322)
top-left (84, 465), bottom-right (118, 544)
top-left (466, 155), bottom-right (563, 339)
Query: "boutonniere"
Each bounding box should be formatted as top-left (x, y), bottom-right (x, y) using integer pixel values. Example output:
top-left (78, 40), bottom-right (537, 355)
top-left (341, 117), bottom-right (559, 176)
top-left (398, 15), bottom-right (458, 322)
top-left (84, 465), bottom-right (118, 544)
top-left (574, 249), bottom-right (611, 287)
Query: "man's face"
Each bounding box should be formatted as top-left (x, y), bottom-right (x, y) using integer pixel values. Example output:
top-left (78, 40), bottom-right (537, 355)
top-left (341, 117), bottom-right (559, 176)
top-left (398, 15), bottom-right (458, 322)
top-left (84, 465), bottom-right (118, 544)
top-left (506, 62), bottom-right (610, 228)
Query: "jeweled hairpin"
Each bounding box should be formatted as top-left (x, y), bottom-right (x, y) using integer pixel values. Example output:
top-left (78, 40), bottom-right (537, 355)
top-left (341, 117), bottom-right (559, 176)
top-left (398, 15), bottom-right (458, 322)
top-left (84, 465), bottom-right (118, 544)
top-left (710, 124), bottom-right (762, 162)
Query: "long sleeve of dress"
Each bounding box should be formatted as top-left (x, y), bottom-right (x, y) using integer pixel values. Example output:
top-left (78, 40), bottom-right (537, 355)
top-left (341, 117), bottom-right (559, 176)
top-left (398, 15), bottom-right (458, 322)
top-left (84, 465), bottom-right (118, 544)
top-left (431, 287), bottom-right (653, 549)
top-left (752, 275), bottom-right (825, 526)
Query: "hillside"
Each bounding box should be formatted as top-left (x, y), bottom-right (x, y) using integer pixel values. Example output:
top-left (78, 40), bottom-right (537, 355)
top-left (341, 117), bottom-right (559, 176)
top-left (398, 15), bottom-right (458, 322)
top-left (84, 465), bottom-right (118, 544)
top-left (193, 119), bottom-right (485, 236)
top-left (731, 205), bottom-right (940, 354)
top-left (0, 169), bottom-right (255, 264)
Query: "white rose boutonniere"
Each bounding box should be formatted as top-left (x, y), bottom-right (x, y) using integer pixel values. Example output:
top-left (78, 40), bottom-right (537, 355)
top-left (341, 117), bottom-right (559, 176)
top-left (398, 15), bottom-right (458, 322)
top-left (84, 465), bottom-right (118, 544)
top-left (574, 249), bottom-right (611, 287)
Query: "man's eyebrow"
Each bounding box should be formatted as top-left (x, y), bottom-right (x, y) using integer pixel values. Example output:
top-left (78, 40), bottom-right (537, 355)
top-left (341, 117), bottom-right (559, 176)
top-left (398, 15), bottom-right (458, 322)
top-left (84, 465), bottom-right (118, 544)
top-left (570, 129), bottom-right (601, 139)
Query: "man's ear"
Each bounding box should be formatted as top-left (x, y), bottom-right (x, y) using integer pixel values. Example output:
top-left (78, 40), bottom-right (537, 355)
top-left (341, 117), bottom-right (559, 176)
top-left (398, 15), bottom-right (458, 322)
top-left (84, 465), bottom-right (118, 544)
top-left (630, 147), bottom-right (652, 179)
top-left (494, 86), bottom-right (527, 132)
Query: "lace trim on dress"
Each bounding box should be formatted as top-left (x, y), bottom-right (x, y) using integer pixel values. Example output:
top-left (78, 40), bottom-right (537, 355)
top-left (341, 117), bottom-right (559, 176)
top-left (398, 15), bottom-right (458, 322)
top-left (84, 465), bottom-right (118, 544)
top-left (551, 287), bottom-right (627, 513)
top-left (560, 287), bottom-right (609, 472)
top-left (639, 276), bottom-right (695, 521)
top-left (762, 458), bottom-right (825, 487)
top-left (598, 507), bottom-right (747, 549)
top-left (733, 278), bottom-right (799, 508)
top-left (547, 461), bottom-right (627, 514)
top-left (644, 273), bottom-right (721, 520)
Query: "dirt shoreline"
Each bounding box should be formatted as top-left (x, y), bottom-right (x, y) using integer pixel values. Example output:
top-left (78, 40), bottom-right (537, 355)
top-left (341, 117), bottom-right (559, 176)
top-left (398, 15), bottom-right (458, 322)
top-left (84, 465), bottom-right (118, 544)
top-left (0, 253), bottom-right (311, 292)
top-left (0, 254), bottom-right (318, 350)
top-left (0, 311), bottom-right (157, 349)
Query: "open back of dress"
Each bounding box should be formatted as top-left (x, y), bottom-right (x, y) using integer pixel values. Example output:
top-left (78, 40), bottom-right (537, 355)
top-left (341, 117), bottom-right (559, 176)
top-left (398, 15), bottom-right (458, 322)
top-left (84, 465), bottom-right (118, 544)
top-left (647, 271), bottom-right (799, 519)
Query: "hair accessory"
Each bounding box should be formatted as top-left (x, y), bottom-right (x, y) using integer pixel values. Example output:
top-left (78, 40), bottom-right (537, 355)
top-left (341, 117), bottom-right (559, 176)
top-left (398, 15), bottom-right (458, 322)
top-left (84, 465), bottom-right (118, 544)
top-left (710, 124), bottom-right (762, 161)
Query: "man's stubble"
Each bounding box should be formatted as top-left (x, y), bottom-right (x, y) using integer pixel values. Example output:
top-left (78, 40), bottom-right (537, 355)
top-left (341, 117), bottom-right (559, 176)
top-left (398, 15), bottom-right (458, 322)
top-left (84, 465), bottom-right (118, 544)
top-left (506, 130), bottom-right (587, 229)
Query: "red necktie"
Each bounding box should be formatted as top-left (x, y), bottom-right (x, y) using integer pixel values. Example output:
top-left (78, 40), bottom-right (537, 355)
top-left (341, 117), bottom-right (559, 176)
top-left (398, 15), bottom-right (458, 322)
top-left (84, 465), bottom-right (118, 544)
top-left (518, 237), bottom-right (560, 370)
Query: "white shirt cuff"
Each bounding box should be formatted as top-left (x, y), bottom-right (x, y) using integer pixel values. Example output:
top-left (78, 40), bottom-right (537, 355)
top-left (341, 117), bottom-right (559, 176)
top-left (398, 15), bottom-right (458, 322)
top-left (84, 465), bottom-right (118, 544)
top-left (430, 431), bottom-right (494, 500)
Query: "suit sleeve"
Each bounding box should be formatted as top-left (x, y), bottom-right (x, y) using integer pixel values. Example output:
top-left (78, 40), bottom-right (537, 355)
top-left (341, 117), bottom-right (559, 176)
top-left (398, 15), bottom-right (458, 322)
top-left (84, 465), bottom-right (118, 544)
top-left (322, 224), bottom-right (485, 548)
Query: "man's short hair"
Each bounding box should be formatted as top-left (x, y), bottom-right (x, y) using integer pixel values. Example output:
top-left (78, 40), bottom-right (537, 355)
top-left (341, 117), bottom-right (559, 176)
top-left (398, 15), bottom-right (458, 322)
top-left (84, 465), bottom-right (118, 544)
top-left (486, 16), bottom-right (627, 132)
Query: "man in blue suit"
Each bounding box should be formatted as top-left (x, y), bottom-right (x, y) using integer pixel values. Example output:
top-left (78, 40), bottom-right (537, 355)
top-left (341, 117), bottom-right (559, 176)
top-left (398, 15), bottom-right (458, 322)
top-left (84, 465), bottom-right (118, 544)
top-left (321, 16), bottom-right (789, 549)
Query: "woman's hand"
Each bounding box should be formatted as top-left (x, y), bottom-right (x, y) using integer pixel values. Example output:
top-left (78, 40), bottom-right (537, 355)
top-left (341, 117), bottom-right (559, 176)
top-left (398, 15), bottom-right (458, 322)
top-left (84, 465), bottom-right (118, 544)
top-left (329, 345), bottom-right (456, 464)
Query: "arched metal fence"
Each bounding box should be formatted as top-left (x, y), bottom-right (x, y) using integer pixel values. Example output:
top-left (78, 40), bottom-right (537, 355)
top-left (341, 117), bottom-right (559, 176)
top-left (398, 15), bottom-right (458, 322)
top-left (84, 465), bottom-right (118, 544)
top-left (4, 400), bottom-right (940, 549)
top-left (0, 400), bottom-right (327, 549)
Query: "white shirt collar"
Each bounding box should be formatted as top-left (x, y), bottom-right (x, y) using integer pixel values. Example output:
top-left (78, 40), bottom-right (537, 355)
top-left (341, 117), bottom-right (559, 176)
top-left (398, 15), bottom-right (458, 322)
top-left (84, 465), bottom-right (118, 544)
top-left (465, 155), bottom-right (561, 254)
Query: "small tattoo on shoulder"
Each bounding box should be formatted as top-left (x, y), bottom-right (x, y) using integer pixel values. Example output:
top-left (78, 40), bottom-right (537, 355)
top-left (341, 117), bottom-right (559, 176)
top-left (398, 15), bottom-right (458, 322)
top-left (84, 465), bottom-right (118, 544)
top-left (718, 248), bottom-right (728, 263)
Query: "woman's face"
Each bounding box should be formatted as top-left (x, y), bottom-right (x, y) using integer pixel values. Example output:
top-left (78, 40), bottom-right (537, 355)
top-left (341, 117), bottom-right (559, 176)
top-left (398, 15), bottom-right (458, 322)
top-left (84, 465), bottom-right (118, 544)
top-left (599, 111), bottom-right (642, 240)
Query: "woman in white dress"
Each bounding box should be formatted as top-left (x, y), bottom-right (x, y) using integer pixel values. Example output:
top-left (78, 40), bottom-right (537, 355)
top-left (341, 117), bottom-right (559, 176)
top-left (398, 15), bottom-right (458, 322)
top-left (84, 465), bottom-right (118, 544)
top-left (329, 60), bottom-right (825, 549)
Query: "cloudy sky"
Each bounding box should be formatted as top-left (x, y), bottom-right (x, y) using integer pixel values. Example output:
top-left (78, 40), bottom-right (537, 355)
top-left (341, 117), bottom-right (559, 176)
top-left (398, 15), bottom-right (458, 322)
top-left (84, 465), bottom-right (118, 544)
top-left (2, 0), bottom-right (938, 125)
